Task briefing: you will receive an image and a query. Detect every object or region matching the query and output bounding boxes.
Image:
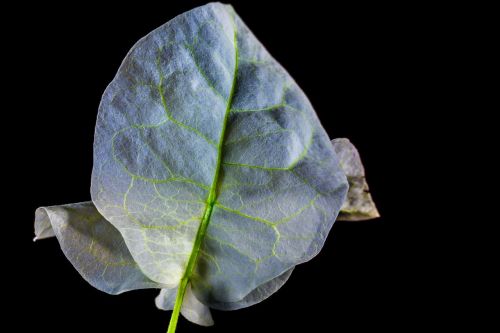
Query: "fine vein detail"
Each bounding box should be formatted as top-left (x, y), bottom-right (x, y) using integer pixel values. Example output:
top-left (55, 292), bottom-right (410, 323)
top-left (167, 13), bottom-right (239, 333)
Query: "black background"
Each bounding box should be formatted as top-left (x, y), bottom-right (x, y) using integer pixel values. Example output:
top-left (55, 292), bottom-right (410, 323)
top-left (8, 1), bottom-right (443, 332)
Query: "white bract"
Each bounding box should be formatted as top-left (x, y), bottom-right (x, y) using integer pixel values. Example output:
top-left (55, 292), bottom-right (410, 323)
top-left (34, 3), bottom-right (378, 331)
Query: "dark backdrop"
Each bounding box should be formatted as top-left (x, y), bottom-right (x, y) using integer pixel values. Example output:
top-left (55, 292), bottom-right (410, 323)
top-left (10, 1), bottom-right (436, 332)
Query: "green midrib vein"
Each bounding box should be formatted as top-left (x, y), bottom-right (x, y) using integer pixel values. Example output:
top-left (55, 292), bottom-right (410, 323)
top-left (167, 17), bottom-right (239, 333)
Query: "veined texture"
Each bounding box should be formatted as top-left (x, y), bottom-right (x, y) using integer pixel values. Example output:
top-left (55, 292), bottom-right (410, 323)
top-left (90, 2), bottom-right (348, 305)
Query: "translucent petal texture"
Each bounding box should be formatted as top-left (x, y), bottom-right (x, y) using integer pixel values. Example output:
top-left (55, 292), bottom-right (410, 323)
top-left (155, 288), bottom-right (177, 310)
top-left (156, 268), bottom-right (293, 313)
top-left (91, 2), bottom-right (348, 306)
top-left (34, 202), bottom-right (161, 294)
top-left (332, 139), bottom-right (380, 221)
top-left (209, 268), bottom-right (294, 311)
top-left (156, 285), bottom-right (214, 326)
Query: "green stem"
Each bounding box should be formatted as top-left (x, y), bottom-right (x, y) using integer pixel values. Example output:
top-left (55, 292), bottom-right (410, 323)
top-left (166, 9), bottom-right (239, 333)
top-left (167, 203), bottom-right (214, 333)
top-left (166, 277), bottom-right (188, 333)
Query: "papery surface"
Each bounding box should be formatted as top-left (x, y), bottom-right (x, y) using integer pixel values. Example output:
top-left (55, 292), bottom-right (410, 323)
top-left (35, 202), bottom-right (160, 294)
top-left (91, 2), bottom-right (348, 304)
top-left (332, 139), bottom-right (379, 221)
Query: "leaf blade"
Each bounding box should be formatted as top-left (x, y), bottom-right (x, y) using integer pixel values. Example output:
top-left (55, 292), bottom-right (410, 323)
top-left (34, 202), bottom-right (161, 294)
top-left (90, 2), bottom-right (348, 320)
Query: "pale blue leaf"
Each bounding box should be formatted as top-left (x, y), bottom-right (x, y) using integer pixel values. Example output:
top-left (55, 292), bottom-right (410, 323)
top-left (156, 268), bottom-right (294, 313)
top-left (34, 202), bottom-right (162, 294)
top-left (90, 2), bottom-right (348, 307)
top-left (210, 268), bottom-right (294, 311)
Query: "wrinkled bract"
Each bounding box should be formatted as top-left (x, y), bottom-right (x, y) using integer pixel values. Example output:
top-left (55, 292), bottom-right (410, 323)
top-left (34, 3), bottom-right (378, 331)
